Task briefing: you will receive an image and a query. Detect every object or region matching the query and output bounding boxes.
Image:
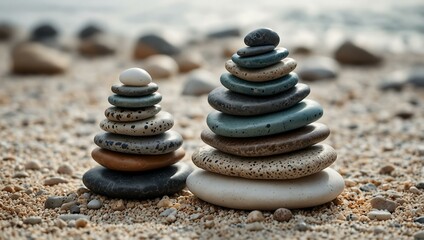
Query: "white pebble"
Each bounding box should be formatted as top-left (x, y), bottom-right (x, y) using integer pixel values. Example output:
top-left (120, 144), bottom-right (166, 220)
top-left (119, 68), bottom-right (152, 86)
top-left (87, 199), bottom-right (102, 210)
top-left (368, 210), bottom-right (391, 220)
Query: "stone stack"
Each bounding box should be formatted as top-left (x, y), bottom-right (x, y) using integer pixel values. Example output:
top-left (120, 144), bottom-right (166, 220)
top-left (83, 68), bottom-right (192, 199)
top-left (187, 28), bottom-right (344, 210)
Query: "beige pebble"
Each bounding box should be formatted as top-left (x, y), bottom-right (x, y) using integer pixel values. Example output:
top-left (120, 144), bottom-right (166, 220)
top-left (370, 196), bottom-right (397, 213)
top-left (157, 196), bottom-right (172, 208)
top-left (246, 210), bottom-right (265, 223)
top-left (204, 220), bottom-right (215, 228)
top-left (368, 210), bottom-right (391, 220)
top-left (44, 177), bottom-right (68, 186)
top-left (166, 214), bottom-right (177, 223)
top-left (410, 186), bottom-right (420, 194)
top-left (23, 216), bottom-right (42, 225)
top-left (273, 208), bottom-right (293, 222)
top-left (344, 179), bottom-right (356, 187)
top-left (24, 160), bottom-right (41, 170)
top-left (143, 55), bottom-right (178, 79)
top-left (55, 218), bottom-right (67, 228)
top-left (111, 200), bottom-right (125, 211)
top-left (13, 172), bottom-right (29, 178)
top-left (57, 164), bottom-right (73, 175)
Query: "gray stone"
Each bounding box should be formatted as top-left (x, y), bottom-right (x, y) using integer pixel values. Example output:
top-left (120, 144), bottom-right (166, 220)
top-left (87, 199), bottom-right (102, 210)
top-left (107, 93), bottom-right (162, 108)
top-left (59, 214), bottom-right (90, 221)
top-left (24, 217), bottom-right (42, 225)
top-left (31, 23), bottom-right (58, 41)
top-left (133, 34), bottom-right (180, 59)
top-left (370, 196), bottom-right (398, 213)
top-left (231, 48), bottom-right (289, 69)
top-left (298, 56), bottom-right (339, 81)
top-left (207, 27), bottom-right (241, 38)
top-left (415, 216), bottom-right (424, 224)
top-left (208, 83), bottom-right (309, 116)
top-left (244, 28), bottom-right (280, 47)
top-left (78, 24), bottom-right (103, 39)
top-left (237, 45), bottom-right (275, 57)
top-left (182, 70), bottom-right (218, 96)
top-left (111, 83), bottom-right (158, 97)
top-left (334, 40), bottom-right (382, 65)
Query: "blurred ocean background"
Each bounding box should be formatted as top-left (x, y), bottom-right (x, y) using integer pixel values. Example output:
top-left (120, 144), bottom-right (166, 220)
top-left (0, 0), bottom-right (423, 53)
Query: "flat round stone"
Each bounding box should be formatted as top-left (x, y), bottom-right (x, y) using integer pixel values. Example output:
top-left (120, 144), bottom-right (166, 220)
top-left (83, 163), bottom-right (192, 199)
top-left (91, 147), bottom-right (185, 171)
top-left (94, 130), bottom-right (183, 155)
top-left (207, 99), bottom-right (323, 137)
top-left (111, 83), bottom-right (158, 97)
top-left (186, 168), bottom-right (344, 210)
top-left (225, 58), bottom-right (297, 82)
top-left (119, 68), bottom-right (152, 86)
top-left (244, 28), bottom-right (280, 47)
top-left (104, 105), bottom-right (161, 122)
top-left (231, 48), bottom-right (289, 69)
top-left (108, 92), bottom-right (162, 108)
top-left (220, 72), bottom-right (298, 96)
top-left (208, 83), bottom-right (309, 116)
top-left (237, 45), bottom-right (275, 57)
top-left (100, 111), bottom-right (174, 136)
top-left (192, 144), bottom-right (336, 179)
top-left (201, 123), bottom-right (330, 157)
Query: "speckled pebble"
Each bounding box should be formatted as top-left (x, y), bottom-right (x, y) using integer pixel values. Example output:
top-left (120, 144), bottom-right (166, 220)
top-left (273, 208), bottom-right (292, 222)
top-left (94, 130), bottom-right (183, 155)
top-left (231, 48), bottom-right (289, 69)
top-left (370, 196), bottom-right (398, 213)
top-left (220, 72), bottom-right (298, 97)
top-left (244, 28), bottom-right (280, 47)
top-left (368, 210), bottom-right (391, 220)
top-left (225, 58), bottom-right (297, 82)
top-left (111, 82), bottom-right (158, 97)
top-left (201, 123), bottom-right (329, 157)
top-left (100, 111), bottom-right (174, 136)
top-left (207, 99), bottom-right (323, 138)
top-left (192, 144), bottom-right (337, 180)
top-left (105, 105), bottom-right (161, 122)
top-left (207, 83), bottom-right (309, 116)
top-left (119, 68), bottom-right (152, 86)
top-left (87, 199), bottom-right (102, 209)
top-left (107, 92), bottom-right (162, 108)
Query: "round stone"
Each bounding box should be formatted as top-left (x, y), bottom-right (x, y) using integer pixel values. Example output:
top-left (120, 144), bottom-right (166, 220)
top-left (201, 123), bottom-right (330, 157)
top-left (207, 99), bottom-right (323, 138)
top-left (225, 58), bottom-right (297, 82)
top-left (192, 144), bottom-right (337, 180)
top-left (104, 105), bottom-right (161, 122)
top-left (83, 163), bottom-right (192, 199)
top-left (119, 68), bottom-right (152, 86)
top-left (244, 28), bottom-right (280, 47)
top-left (208, 83), bottom-right (309, 116)
top-left (186, 168), bottom-right (344, 210)
top-left (111, 83), bottom-right (158, 97)
top-left (94, 130), bottom-right (183, 155)
top-left (237, 45), bottom-right (275, 57)
top-left (231, 48), bottom-right (289, 69)
top-left (91, 147), bottom-right (185, 171)
top-left (108, 93), bottom-right (162, 108)
top-left (100, 111), bottom-right (173, 136)
top-left (220, 72), bottom-right (298, 96)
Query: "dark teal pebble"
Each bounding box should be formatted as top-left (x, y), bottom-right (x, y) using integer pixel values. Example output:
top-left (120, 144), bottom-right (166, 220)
top-left (237, 45), bottom-right (275, 57)
top-left (231, 48), bottom-right (289, 69)
top-left (208, 83), bottom-right (310, 116)
top-left (220, 72), bottom-right (298, 96)
top-left (244, 28), bottom-right (280, 47)
top-left (111, 83), bottom-right (158, 97)
top-left (108, 92), bottom-right (162, 108)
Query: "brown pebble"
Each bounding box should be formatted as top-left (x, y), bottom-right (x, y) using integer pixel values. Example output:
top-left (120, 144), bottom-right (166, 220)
top-left (44, 177), bottom-right (68, 186)
top-left (370, 196), bottom-right (397, 213)
top-left (76, 187), bottom-right (90, 196)
top-left (379, 165), bottom-right (395, 174)
top-left (2, 186), bottom-right (15, 193)
top-left (54, 218), bottom-right (66, 228)
top-left (157, 196), bottom-right (172, 208)
top-left (247, 210), bottom-right (265, 223)
top-left (13, 172), bottom-right (29, 178)
top-left (57, 164), bottom-right (73, 175)
top-left (24, 160), bottom-right (41, 170)
top-left (111, 199), bottom-right (125, 211)
top-left (204, 220), bottom-right (215, 228)
top-left (273, 208), bottom-right (293, 222)
top-left (75, 218), bottom-right (89, 228)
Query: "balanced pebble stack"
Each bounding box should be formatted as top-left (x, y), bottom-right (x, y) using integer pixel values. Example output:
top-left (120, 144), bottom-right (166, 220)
top-left (83, 68), bottom-right (192, 199)
top-left (187, 28), bottom-right (344, 210)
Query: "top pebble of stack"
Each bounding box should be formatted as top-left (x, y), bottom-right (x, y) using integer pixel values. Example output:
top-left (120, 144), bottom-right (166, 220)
top-left (244, 28), bottom-right (280, 47)
top-left (119, 68), bottom-right (152, 86)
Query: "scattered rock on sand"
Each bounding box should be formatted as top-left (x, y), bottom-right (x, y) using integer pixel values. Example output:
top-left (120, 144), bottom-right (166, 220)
top-left (78, 34), bottom-right (116, 57)
top-left (133, 34), bottom-right (180, 59)
top-left (295, 221), bottom-right (311, 231)
top-left (245, 222), bottom-right (264, 231)
top-left (298, 56), bottom-right (339, 81)
top-left (379, 69), bottom-right (424, 90)
top-left (143, 55), bottom-right (179, 79)
top-left (182, 70), bottom-right (218, 96)
top-left (30, 23), bottom-right (58, 41)
top-left (45, 196), bottom-right (68, 209)
top-left (175, 51), bottom-right (204, 73)
top-left (246, 210), bottom-right (265, 223)
top-left (59, 214), bottom-right (90, 221)
top-left (87, 199), bottom-right (102, 210)
top-left (11, 43), bottom-right (69, 74)
top-left (379, 165), bottom-right (395, 175)
top-left (273, 208), bottom-right (292, 222)
top-left (44, 177), bottom-right (68, 186)
top-left (78, 24), bottom-right (103, 39)
top-left (24, 160), bottom-right (41, 170)
top-left (416, 182), bottom-right (424, 190)
top-left (57, 164), bottom-right (74, 175)
top-left (360, 183), bottom-right (377, 192)
top-left (75, 218), bottom-right (89, 228)
top-left (111, 199), bottom-right (125, 211)
top-left (157, 196), bottom-right (172, 208)
top-left (0, 23), bottom-right (15, 41)
top-left (368, 210), bottom-right (391, 220)
top-left (12, 171), bottom-right (29, 178)
top-left (415, 216), bottom-right (424, 224)
top-left (334, 40), bottom-right (382, 65)
top-left (370, 196), bottom-right (397, 213)
top-left (24, 217), bottom-right (42, 225)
